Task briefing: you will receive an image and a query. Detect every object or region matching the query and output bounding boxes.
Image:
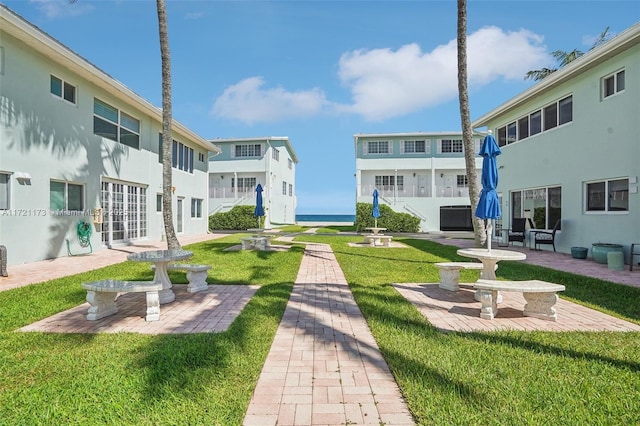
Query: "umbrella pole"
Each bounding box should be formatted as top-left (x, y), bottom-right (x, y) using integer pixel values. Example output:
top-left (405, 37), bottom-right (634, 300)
top-left (375, 218), bottom-right (378, 228)
top-left (486, 219), bottom-right (493, 252)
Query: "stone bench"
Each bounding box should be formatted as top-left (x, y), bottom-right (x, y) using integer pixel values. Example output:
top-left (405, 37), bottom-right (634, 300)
top-left (241, 236), bottom-right (269, 250)
top-left (364, 235), bottom-right (393, 247)
top-left (151, 263), bottom-right (211, 293)
top-left (474, 279), bottom-right (566, 321)
top-left (434, 262), bottom-right (485, 291)
top-left (82, 279), bottom-right (162, 322)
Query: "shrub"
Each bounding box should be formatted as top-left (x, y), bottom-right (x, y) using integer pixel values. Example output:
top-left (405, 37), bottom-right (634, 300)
top-left (354, 202), bottom-right (420, 233)
top-left (209, 205), bottom-right (263, 230)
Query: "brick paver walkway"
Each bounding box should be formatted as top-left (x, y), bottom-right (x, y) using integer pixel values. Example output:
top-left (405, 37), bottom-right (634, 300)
top-left (243, 242), bottom-right (415, 426)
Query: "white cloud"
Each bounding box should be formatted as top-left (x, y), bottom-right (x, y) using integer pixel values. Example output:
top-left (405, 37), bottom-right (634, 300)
top-left (211, 26), bottom-right (550, 124)
top-left (337, 26), bottom-right (550, 121)
top-left (30, 0), bottom-right (94, 19)
top-left (211, 77), bottom-right (329, 125)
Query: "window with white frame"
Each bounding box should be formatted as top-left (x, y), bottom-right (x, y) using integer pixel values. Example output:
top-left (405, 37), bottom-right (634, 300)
top-left (456, 175), bottom-right (468, 187)
top-left (50, 75), bottom-right (76, 104)
top-left (375, 175), bottom-right (403, 190)
top-left (288, 158), bottom-right (293, 169)
top-left (586, 178), bottom-right (628, 212)
top-left (497, 95), bottom-right (572, 146)
top-left (0, 173), bottom-right (9, 210)
top-left (282, 181), bottom-right (287, 195)
top-left (232, 177), bottom-right (256, 193)
top-left (94, 98), bottom-right (140, 149)
top-left (50, 180), bottom-right (84, 211)
top-left (233, 144), bottom-right (262, 157)
top-left (288, 183), bottom-right (293, 196)
top-left (439, 139), bottom-right (463, 153)
top-left (272, 148), bottom-right (280, 161)
top-left (191, 198), bottom-right (203, 218)
top-left (366, 140), bottom-right (390, 154)
top-left (401, 140), bottom-right (427, 154)
top-left (602, 69), bottom-right (625, 99)
top-left (156, 194), bottom-right (162, 212)
top-left (198, 152), bottom-right (205, 162)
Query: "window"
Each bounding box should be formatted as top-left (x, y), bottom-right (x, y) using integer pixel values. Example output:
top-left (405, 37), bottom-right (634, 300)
top-left (288, 183), bottom-right (293, 196)
top-left (0, 173), bottom-right (9, 210)
top-left (232, 177), bottom-right (256, 193)
top-left (94, 98), bottom-right (140, 149)
top-left (497, 96), bottom-right (572, 144)
top-left (543, 102), bottom-right (558, 131)
top-left (288, 159), bottom-right (293, 169)
top-left (50, 180), bottom-right (84, 211)
top-left (517, 116), bottom-right (529, 140)
top-left (156, 194), bottom-right (162, 212)
top-left (440, 139), bottom-right (463, 153)
top-left (234, 144), bottom-right (261, 157)
top-left (198, 152), bottom-right (205, 162)
top-left (50, 75), bottom-right (76, 104)
top-left (402, 140), bottom-right (427, 154)
top-left (511, 186), bottom-right (561, 229)
top-left (586, 178), bottom-right (628, 212)
top-left (282, 181), bottom-right (287, 195)
top-left (456, 175), bottom-right (468, 187)
top-left (603, 69), bottom-right (625, 98)
top-left (272, 149), bottom-right (280, 161)
top-left (158, 134), bottom-right (194, 173)
top-left (191, 198), bottom-right (203, 218)
top-left (366, 140), bottom-right (390, 154)
top-left (375, 175), bottom-right (403, 190)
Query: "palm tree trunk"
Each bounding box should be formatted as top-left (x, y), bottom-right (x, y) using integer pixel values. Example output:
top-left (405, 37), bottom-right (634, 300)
top-left (457, 0), bottom-right (485, 247)
top-left (157, 0), bottom-right (180, 250)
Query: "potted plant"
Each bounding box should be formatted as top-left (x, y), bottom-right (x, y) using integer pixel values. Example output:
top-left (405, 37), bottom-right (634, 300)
top-left (591, 243), bottom-right (624, 264)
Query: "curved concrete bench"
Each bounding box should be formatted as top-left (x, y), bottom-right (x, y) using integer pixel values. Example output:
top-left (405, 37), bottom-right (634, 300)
top-left (151, 263), bottom-right (211, 293)
top-left (434, 262), bottom-right (485, 291)
top-left (474, 279), bottom-right (566, 321)
top-left (241, 236), bottom-right (269, 250)
top-left (364, 235), bottom-right (393, 247)
top-left (82, 279), bottom-right (162, 321)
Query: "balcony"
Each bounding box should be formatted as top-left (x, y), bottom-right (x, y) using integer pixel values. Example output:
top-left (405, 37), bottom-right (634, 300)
top-left (358, 185), bottom-right (470, 199)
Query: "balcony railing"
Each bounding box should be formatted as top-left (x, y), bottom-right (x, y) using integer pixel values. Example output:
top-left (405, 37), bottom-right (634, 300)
top-left (209, 186), bottom-right (256, 199)
top-left (358, 185), bottom-right (470, 198)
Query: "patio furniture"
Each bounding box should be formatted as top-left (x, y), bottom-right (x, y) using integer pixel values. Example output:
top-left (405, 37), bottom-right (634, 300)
top-left (127, 249), bottom-right (193, 304)
top-left (434, 262), bottom-right (485, 291)
top-left (507, 218), bottom-right (527, 247)
top-left (82, 279), bottom-right (162, 321)
top-left (364, 234), bottom-right (393, 247)
top-left (151, 263), bottom-right (211, 293)
top-left (474, 279), bottom-right (566, 321)
top-left (531, 220), bottom-right (561, 251)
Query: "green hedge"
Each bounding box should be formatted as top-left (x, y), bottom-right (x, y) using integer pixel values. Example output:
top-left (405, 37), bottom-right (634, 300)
top-left (208, 205), bottom-right (263, 230)
top-left (354, 202), bottom-right (420, 233)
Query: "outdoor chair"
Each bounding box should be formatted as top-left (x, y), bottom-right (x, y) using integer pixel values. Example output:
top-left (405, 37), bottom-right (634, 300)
top-left (532, 220), bottom-right (561, 251)
top-left (507, 218), bottom-right (527, 246)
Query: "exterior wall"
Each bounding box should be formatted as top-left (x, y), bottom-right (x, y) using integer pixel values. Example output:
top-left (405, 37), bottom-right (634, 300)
top-left (479, 41), bottom-right (640, 259)
top-left (209, 137), bottom-right (298, 227)
top-left (354, 133), bottom-right (482, 232)
top-left (0, 10), bottom-right (214, 266)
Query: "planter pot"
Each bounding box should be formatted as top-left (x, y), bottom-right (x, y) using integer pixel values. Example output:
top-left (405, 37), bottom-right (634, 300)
top-left (591, 243), bottom-right (624, 264)
top-left (571, 247), bottom-right (588, 259)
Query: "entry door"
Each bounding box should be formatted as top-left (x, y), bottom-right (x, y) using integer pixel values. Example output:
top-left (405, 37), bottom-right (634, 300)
top-left (176, 197), bottom-right (184, 233)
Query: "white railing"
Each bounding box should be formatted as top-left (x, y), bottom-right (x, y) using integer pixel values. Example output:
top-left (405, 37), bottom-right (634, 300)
top-left (209, 186), bottom-right (256, 199)
top-left (358, 185), bottom-right (470, 198)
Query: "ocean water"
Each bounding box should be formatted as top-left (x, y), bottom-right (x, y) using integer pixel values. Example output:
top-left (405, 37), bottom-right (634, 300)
top-left (296, 214), bottom-right (355, 223)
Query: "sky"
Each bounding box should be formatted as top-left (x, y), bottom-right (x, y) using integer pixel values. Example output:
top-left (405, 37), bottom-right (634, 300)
top-left (4, 0), bottom-right (639, 214)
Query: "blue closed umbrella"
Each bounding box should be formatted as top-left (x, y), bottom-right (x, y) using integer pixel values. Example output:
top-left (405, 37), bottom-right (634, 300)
top-left (475, 132), bottom-right (502, 250)
top-left (372, 189), bottom-right (381, 228)
top-left (254, 184), bottom-right (264, 228)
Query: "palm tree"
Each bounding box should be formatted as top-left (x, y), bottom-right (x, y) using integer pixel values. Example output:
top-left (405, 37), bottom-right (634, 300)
top-left (456, 0), bottom-right (484, 247)
top-left (70, 0), bottom-right (181, 250)
top-left (156, 0), bottom-right (180, 250)
top-left (526, 27), bottom-right (611, 81)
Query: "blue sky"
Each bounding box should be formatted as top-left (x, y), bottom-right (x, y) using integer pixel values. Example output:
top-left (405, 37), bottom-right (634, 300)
top-left (5, 0), bottom-right (639, 214)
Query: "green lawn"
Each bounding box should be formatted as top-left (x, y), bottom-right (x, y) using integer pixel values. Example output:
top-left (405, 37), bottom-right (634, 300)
top-left (1, 233), bottom-right (639, 425)
top-left (295, 234), bottom-right (640, 425)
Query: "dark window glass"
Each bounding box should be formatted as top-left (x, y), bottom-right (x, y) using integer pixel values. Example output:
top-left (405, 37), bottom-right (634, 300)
top-left (558, 96), bottom-right (573, 125)
top-left (94, 117), bottom-right (118, 142)
top-left (120, 128), bottom-right (139, 149)
top-left (530, 110), bottom-right (542, 135)
top-left (518, 116), bottom-right (529, 140)
top-left (497, 127), bottom-right (507, 147)
top-left (616, 70), bottom-right (625, 92)
top-left (604, 75), bottom-right (615, 97)
top-left (507, 122), bottom-right (517, 144)
top-left (50, 76), bottom-right (62, 97)
top-left (63, 82), bottom-right (76, 103)
top-left (544, 103), bottom-right (558, 130)
top-left (586, 182), bottom-right (606, 211)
